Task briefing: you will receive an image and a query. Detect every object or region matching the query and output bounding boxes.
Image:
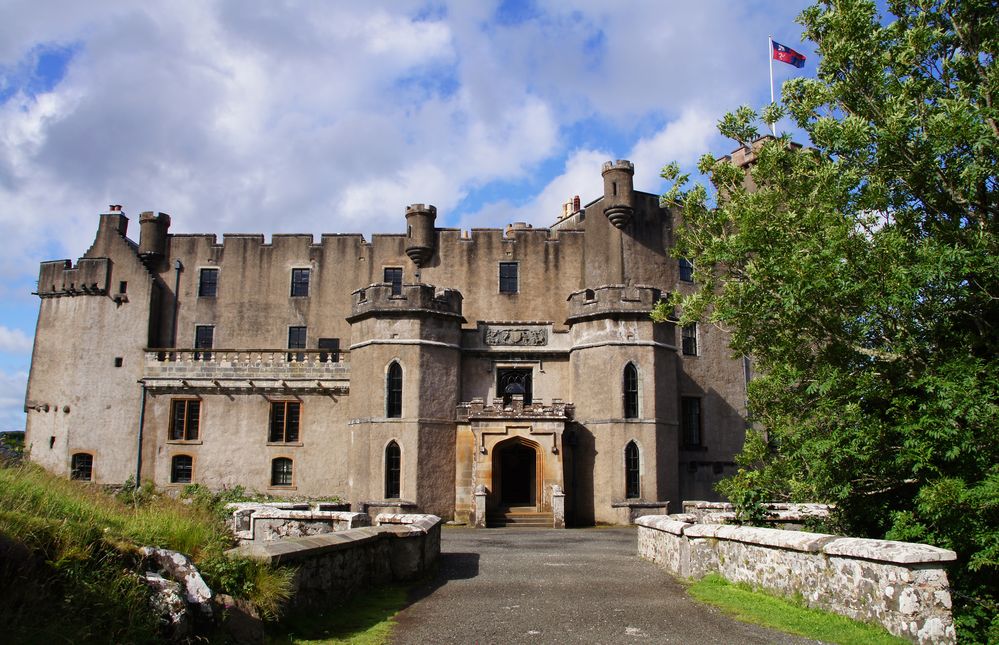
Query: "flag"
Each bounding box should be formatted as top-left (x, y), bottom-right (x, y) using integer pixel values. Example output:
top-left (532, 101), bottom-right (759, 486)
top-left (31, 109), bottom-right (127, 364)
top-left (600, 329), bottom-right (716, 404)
top-left (772, 40), bottom-right (806, 68)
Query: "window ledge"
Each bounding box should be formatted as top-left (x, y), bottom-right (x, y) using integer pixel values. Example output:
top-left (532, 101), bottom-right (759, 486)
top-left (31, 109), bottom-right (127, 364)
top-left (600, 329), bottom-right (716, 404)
top-left (166, 482), bottom-right (193, 486)
top-left (267, 485), bottom-right (297, 491)
top-left (167, 440), bottom-right (203, 445)
top-left (267, 442), bottom-right (304, 447)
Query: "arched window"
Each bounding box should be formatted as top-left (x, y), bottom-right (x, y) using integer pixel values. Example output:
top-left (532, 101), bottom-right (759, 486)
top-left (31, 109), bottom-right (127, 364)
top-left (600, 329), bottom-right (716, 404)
top-left (170, 455), bottom-right (193, 484)
top-left (70, 453), bottom-right (93, 481)
top-left (271, 457), bottom-right (293, 487)
top-left (623, 363), bottom-right (639, 419)
top-left (386, 362), bottom-right (402, 418)
top-left (625, 441), bottom-right (640, 499)
top-left (385, 441), bottom-right (401, 499)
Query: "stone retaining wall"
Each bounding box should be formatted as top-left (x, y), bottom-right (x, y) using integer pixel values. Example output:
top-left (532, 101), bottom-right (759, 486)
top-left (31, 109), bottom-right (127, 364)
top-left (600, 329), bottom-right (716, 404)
top-left (229, 513), bottom-right (441, 608)
top-left (637, 516), bottom-right (957, 644)
top-left (228, 502), bottom-right (368, 546)
top-left (680, 500), bottom-right (831, 528)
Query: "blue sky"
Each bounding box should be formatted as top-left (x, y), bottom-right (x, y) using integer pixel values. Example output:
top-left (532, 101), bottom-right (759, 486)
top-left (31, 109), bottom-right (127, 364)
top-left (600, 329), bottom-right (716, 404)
top-left (0, 0), bottom-right (816, 429)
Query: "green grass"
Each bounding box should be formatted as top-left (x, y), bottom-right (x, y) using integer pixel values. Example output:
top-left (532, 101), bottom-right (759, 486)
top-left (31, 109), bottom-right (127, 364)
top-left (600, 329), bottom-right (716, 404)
top-left (267, 585), bottom-right (409, 644)
top-left (688, 574), bottom-right (908, 645)
top-left (0, 462), bottom-right (294, 643)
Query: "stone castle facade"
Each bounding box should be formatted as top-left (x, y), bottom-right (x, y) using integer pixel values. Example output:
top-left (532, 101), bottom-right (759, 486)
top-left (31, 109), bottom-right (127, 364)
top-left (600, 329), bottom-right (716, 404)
top-left (25, 159), bottom-right (750, 526)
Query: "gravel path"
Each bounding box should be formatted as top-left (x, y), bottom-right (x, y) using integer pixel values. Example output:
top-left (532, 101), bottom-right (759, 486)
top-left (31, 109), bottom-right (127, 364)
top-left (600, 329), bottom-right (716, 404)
top-left (390, 526), bottom-right (821, 645)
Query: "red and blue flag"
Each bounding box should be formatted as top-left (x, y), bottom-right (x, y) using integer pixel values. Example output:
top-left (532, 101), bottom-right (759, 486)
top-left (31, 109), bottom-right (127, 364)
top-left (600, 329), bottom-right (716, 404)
top-left (772, 40), bottom-right (806, 68)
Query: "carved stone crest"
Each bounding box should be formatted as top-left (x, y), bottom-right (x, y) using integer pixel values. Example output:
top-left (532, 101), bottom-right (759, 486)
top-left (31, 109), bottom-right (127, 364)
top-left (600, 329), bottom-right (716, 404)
top-left (484, 327), bottom-right (547, 346)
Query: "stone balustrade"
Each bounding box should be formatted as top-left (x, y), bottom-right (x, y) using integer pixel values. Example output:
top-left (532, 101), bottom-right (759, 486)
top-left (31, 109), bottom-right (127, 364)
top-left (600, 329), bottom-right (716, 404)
top-left (142, 348), bottom-right (350, 390)
top-left (637, 516), bottom-right (957, 644)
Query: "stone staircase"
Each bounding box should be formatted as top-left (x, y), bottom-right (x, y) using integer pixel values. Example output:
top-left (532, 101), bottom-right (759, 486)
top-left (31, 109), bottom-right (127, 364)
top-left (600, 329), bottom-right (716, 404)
top-left (487, 506), bottom-right (554, 528)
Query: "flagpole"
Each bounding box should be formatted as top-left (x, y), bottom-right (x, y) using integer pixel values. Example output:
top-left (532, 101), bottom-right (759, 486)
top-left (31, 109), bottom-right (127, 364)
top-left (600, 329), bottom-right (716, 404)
top-left (768, 35), bottom-right (776, 137)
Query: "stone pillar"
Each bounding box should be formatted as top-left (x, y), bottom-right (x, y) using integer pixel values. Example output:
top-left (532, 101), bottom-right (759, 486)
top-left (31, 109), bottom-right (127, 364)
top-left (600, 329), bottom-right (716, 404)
top-left (473, 485), bottom-right (487, 529)
top-left (552, 485), bottom-right (566, 529)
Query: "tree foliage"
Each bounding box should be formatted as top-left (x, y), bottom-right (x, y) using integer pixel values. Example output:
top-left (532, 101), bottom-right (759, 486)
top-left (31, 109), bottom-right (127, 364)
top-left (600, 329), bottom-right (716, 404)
top-left (654, 1), bottom-right (998, 640)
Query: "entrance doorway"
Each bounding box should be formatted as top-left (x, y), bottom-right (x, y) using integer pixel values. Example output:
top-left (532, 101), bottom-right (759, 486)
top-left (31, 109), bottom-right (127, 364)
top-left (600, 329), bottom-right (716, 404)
top-left (493, 439), bottom-right (539, 507)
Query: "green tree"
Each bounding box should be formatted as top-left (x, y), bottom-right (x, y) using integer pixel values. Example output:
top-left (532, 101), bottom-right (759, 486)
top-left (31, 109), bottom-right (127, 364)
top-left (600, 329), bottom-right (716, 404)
top-left (654, 1), bottom-right (998, 640)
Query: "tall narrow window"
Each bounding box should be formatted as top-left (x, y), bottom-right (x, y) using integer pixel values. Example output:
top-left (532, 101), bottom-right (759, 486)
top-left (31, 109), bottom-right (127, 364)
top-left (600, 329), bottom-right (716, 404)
top-left (384, 267), bottom-right (403, 296)
top-left (499, 262), bottom-right (518, 294)
top-left (385, 441), bottom-right (401, 498)
top-left (271, 458), bottom-right (293, 487)
top-left (169, 399), bottom-right (200, 441)
top-left (318, 338), bottom-right (340, 363)
top-left (498, 368), bottom-right (532, 405)
top-left (194, 325), bottom-right (214, 361)
top-left (269, 401), bottom-right (301, 443)
top-left (288, 326), bottom-right (306, 362)
top-left (171, 455), bottom-right (193, 484)
top-left (199, 268), bottom-right (218, 297)
top-left (623, 363), bottom-right (639, 419)
top-left (625, 441), bottom-right (640, 499)
top-left (682, 324), bottom-right (698, 356)
top-left (682, 397), bottom-right (702, 447)
top-left (71, 453), bottom-right (93, 481)
top-left (386, 362), bottom-right (402, 418)
top-left (290, 268), bottom-right (310, 297)
top-left (678, 258), bottom-right (694, 283)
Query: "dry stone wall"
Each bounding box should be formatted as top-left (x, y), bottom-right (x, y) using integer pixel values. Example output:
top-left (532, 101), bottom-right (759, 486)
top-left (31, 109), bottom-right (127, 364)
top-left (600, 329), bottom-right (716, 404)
top-left (637, 516), bottom-right (957, 644)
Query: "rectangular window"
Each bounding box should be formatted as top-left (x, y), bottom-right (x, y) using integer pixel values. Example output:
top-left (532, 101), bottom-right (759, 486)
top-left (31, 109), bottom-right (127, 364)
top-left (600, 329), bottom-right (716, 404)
top-left (678, 258), bottom-right (694, 283)
top-left (318, 338), bottom-right (340, 363)
top-left (499, 262), bottom-right (518, 294)
top-left (71, 453), bottom-right (94, 481)
top-left (290, 268), bottom-right (310, 297)
top-left (171, 455), bottom-right (193, 484)
top-left (384, 267), bottom-right (403, 296)
top-left (270, 401), bottom-right (301, 443)
top-left (682, 323), bottom-right (698, 356)
top-left (271, 458), bottom-right (293, 487)
top-left (288, 326), bottom-right (306, 362)
top-left (681, 397), bottom-right (702, 447)
top-left (169, 400), bottom-right (201, 441)
top-left (199, 268), bottom-right (218, 297)
top-left (497, 368), bottom-right (532, 405)
top-left (194, 325), bottom-right (214, 361)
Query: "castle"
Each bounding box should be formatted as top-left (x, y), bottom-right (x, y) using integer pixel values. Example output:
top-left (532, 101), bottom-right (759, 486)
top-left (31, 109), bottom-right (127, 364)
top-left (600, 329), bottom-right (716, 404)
top-left (24, 158), bottom-right (751, 526)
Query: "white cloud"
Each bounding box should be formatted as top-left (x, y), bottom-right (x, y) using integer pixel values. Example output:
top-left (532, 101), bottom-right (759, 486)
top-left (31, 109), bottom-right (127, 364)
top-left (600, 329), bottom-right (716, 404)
top-left (0, 368), bottom-right (28, 431)
top-left (628, 108), bottom-right (720, 192)
top-left (0, 326), bottom-right (33, 354)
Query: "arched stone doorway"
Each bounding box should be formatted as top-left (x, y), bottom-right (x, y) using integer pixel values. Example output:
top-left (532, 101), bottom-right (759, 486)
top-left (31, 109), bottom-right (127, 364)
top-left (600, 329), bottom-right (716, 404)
top-left (492, 437), bottom-right (542, 508)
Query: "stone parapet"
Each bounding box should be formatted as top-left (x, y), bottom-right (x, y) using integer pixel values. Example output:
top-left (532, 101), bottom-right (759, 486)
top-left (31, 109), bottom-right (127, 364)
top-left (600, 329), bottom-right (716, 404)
top-left (566, 284), bottom-right (664, 323)
top-left (142, 349), bottom-right (349, 392)
top-left (637, 517), bottom-right (957, 644)
top-left (348, 283), bottom-right (463, 322)
top-left (456, 397), bottom-right (574, 421)
top-left (36, 258), bottom-right (112, 298)
top-left (228, 502), bottom-right (366, 546)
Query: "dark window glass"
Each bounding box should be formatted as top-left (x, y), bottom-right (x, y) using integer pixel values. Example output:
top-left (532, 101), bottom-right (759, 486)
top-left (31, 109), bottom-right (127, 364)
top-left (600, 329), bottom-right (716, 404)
top-left (70, 453), bottom-right (93, 481)
top-left (682, 324), bottom-right (698, 356)
top-left (624, 363), bottom-right (639, 419)
top-left (498, 368), bottom-right (532, 405)
top-left (386, 362), bottom-right (402, 418)
top-left (499, 262), bottom-right (518, 293)
top-left (119, 281), bottom-right (128, 294)
top-left (384, 267), bottom-right (403, 296)
top-left (682, 397), bottom-right (702, 447)
top-left (385, 441), bottom-right (401, 498)
top-left (625, 442), bottom-right (640, 499)
top-left (318, 338), bottom-right (340, 363)
top-left (199, 268), bottom-right (218, 297)
top-left (288, 326), bottom-right (306, 362)
top-left (269, 401), bottom-right (301, 443)
top-left (678, 258), bottom-right (694, 282)
top-left (194, 325), bottom-right (214, 361)
top-left (169, 400), bottom-right (200, 441)
top-left (271, 458), bottom-right (293, 487)
top-left (291, 268), bottom-right (310, 297)
top-left (171, 455), bottom-right (193, 483)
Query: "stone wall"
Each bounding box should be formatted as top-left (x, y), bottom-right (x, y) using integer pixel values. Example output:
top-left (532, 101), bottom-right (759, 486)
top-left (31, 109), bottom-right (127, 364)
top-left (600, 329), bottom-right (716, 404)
top-left (637, 516), bottom-right (957, 644)
top-left (679, 500), bottom-right (831, 528)
top-left (228, 502), bottom-right (366, 546)
top-left (230, 513), bottom-right (441, 608)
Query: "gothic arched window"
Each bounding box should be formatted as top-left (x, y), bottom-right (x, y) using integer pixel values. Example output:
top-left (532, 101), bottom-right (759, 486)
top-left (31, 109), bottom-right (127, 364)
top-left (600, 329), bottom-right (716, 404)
top-left (623, 363), bottom-right (639, 419)
top-left (385, 441), bottom-right (401, 499)
top-left (386, 362), bottom-right (402, 418)
top-left (625, 441), bottom-right (640, 499)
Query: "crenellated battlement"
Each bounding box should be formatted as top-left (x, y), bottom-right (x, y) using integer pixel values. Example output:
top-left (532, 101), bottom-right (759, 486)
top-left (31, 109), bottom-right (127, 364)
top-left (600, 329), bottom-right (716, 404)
top-left (566, 284), bottom-right (665, 322)
top-left (36, 258), bottom-right (112, 298)
top-left (348, 282), bottom-right (463, 322)
top-left (601, 159), bottom-right (634, 174)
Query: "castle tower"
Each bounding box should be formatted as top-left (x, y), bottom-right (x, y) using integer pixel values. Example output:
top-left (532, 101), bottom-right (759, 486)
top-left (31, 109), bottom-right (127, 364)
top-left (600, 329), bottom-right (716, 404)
top-left (566, 285), bottom-right (679, 524)
top-left (404, 203), bottom-right (437, 271)
top-left (346, 282), bottom-right (463, 519)
top-left (138, 211), bottom-right (171, 268)
top-left (601, 160), bottom-right (635, 229)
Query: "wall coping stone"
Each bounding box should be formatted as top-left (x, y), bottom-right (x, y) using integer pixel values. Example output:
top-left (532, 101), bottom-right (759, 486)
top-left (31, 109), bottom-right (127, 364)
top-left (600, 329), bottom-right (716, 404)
top-left (635, 516), bottom-right (691, 535)
top-left (824, 537), bottom-right (957, 564)
top-left (683, 524), bottom-right (838, 553)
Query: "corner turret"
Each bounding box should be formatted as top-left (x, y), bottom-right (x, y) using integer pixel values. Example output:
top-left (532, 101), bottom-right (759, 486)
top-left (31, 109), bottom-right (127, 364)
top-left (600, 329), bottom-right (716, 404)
top-left (138, 211), bottom-right (171, 267)
top-left (601, 160), bottom-right (634, 229)
top-left (405, 203), bottom-right (437, 269)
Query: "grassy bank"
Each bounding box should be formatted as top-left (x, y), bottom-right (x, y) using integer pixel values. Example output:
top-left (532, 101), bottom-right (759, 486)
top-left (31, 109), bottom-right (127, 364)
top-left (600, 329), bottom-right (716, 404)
top-left (0, 461), bottom-right (291, 643)
top-left (688, 574), bottom-right (908, 645)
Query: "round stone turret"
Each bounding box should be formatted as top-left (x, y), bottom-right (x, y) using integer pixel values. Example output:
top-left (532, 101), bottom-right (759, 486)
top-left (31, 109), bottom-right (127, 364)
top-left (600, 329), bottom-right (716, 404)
top-left (601, 160), bottom-right (635, 229)
top-left (138, 211), bottom-right (171, 264)
top-left (405, 204), bottom-right (437, 268)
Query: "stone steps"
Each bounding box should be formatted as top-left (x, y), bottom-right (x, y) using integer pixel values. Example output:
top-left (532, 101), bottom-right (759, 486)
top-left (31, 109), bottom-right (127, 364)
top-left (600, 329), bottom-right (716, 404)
top-left (487, 508), bottom-right (554, 528)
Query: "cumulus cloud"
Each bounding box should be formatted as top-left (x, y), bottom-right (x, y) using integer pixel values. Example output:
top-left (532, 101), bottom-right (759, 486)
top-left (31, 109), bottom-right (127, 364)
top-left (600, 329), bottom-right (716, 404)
top-left (0, 368), bottom-right (28, 430)
top-left (0, 326), bottom-right (33, 353)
